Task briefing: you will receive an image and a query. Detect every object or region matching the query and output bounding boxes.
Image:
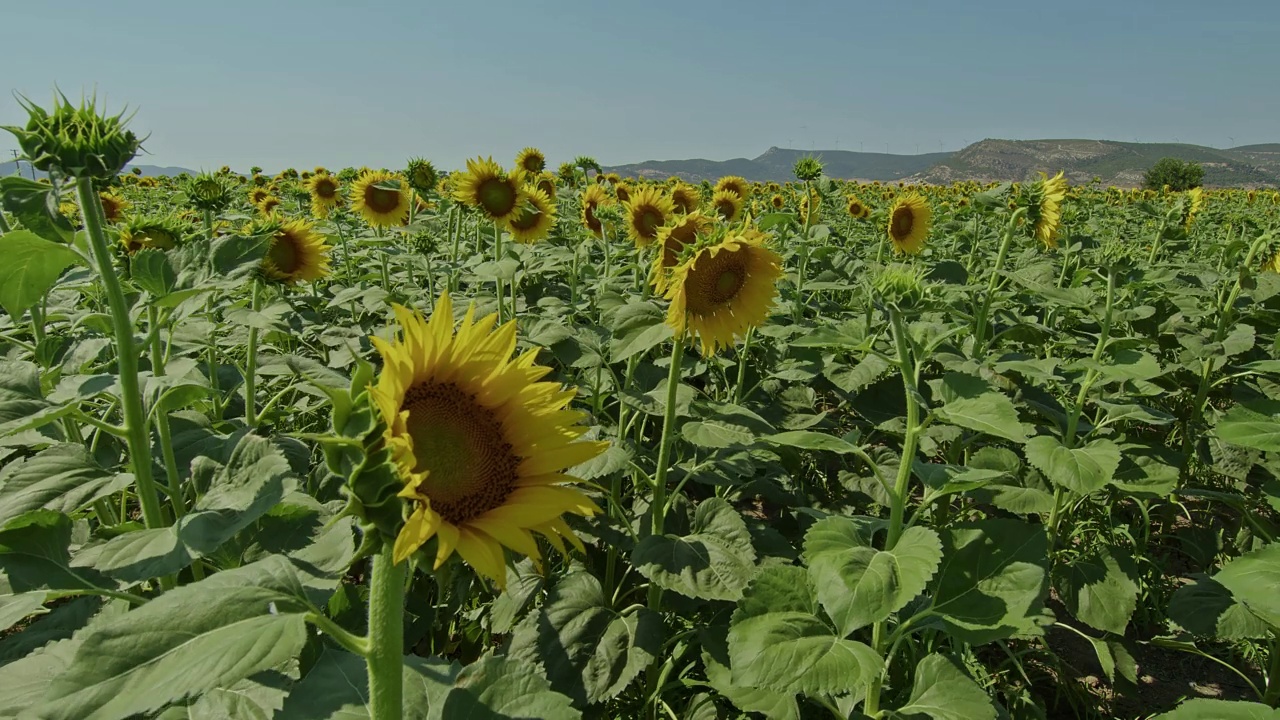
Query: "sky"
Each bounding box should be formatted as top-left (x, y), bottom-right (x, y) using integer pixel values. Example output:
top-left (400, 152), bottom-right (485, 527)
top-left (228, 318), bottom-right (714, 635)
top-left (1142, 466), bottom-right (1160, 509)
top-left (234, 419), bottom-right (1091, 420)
top-left (3, 0), bottom-right (1279, 173)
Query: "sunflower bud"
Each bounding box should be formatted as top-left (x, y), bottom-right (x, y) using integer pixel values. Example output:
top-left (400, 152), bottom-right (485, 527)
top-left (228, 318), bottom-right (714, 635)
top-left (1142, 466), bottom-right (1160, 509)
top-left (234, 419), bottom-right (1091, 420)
top-left (793, 155), bottom-right (824, 182)
top-left (405, 157), bottom-right (439, 195)
top-left (3, 93), bottom-right (143, 181)
top-left (874, 264), bottom-right (928, 311)
top-left (185, 172), bottom-right (235, 213)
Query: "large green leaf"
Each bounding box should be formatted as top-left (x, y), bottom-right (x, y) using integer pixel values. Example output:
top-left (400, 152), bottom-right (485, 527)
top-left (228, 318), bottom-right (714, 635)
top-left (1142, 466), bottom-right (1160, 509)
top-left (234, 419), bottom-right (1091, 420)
top-left (804, 518), bottom-right (941, 635)
top-left (0, 229), bottom-right (82, 318)
top-left (70, 434), bottom-right (291, 582)
top-left (700, 626), bottom-right (799, 720)
top-left (932, 373), bottom-right (1027, 442)
top-left (0, 361), bottom-right (50, 433)
top-left (608, 301), bottom-right (670, 363)
top-left (0, 445), bottom-right (125, 528)
top-left (931, 519), bottom-right (1050, 644)
top-left (681, 419), bottom-right (755, 449)
top-left (1024, 436), bottom-right (1120, 494)
top-left (764, 430), bottom-right (861, 454)
top-left (1216, 403), bottom-right (1280, 452)
top-left (1169, 576), bottom-right (1272, 640)
top-left (0, 176), bottom-right (74, 243)
top-left (33, 555), bottom-right (315, 720)
top-left (894, 654), bottom-right (997, 720)
top-left (1152, 699), bottom-right (1280, 719)
top-left (277, 647), bottom-right (456, 720)
top-left (1053, 548), bottom-right (1140, 635)
top-left (632, 497), bottom-right (757, 601)
top-left (0, 510), bottom-right (111, 595)
top-left (727, 565), bottom-right (882, 696)
top-left (1211, 543), bottom-right (1280, 629)
top-left (507, 571), bottom-right (660, 705)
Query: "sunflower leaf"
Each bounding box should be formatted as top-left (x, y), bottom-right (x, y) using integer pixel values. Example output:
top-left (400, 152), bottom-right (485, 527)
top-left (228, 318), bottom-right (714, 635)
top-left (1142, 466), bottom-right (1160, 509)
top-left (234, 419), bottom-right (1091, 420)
top-left (632, 497), bottom-right (757, 601)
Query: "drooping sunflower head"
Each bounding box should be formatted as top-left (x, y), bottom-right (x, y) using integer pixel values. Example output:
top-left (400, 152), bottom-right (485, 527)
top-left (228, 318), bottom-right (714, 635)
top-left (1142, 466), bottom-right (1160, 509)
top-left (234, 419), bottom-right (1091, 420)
top-left (515, 147), bottom-right (547, 175)
top-left (798, 189), bottom-right (820, 225)
top-left (119, 214), bottom-right (185, 254)
top-left (453, 157), bottom-right (522, 222)
top-left (580, 183), bottom-right (612, 237)
top-left (534, 171), bottom-right (557, 199)
top-left (665, 184), bottom-right (698, 215)
top-left (624, 185), bottom-right (675, 247)
top-left (614, 182), bottom-right (633, 204)
top-left (369, 292), bottom-right (607, 585)
top-left (556, 162), bottom-right (578, 185)
top-left (650, 210), bottom-right (714, 294)
top-left (248, 217), bottom-right (332, 284)
top-left (99, 192), bottom-right (129, 223)
top-left (505, 188), bottom-right (556, 244)
top-left (405, 158), bottom-right (439, 196)
top-left (352, 170), bottom-right (411, 227)
top-left (665, 229), bottom-right (783, 356)
top-left (1026, 171), bottom-right (1068, 248)
top-left (258, 196), bottom-right (281, 215)
top-left (845, 195), bottom-right (870, 219)
top-left (1182, 186), bottom-right (1204, 230)
top-left (714, 175), bottom-right (750, 200)
top-left (711, 189), bottom-right (743, 222)
top-left (886, 193), bottom-right (931, 255)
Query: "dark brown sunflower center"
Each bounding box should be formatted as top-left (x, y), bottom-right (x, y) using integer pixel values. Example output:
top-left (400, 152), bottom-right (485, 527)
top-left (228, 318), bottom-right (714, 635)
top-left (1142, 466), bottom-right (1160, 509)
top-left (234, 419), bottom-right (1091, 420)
top-left (269, 233), bottom-right (301, 274)
top-left (509, 205), bottom-right (541, 231)
top-left (715, 198), bottom-right (736, 219)
top-left (402, 381), bottom-right (519, 524)
top-left (314, 179), bottom-right (337, 199)
top-left (616, 188), bottom-right (631, 203)
top-left (521, 156), bottom-right (544, 173)
top-left (672, 193), bottom-right (693, 213)
top-left (890, 207), bottom-right (914, 240)
top-left (772, 196), bottom-right (784, 208)
top-left (584, 204), bottom-right (602, 233)
top-left (685, 249), bottom-right (748, 314)
top-left (365, 184), bottom-right (402, 214)
top-left (537, 179), bottom-right (555, 196)
top-left (477, 178), bottom-right (517, 217)
top-left (634, 206), bottom-right (664, 239)
top-left (661, 222), bottom-right (699, 268)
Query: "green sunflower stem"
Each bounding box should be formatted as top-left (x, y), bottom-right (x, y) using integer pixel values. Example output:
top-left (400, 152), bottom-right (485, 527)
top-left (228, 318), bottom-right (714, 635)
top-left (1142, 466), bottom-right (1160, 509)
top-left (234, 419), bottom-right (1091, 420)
top-left (366, 545), bottom-right (407, 720)
top-left (202, 209), bottom-right (214, 241)
top-left (148, 304), bottom-right (187, 522)
top-left (245, 278), bottom-right (262, 427)
top-left (73, 177), bottom-right (166, 534)
top-left (972, 207), bottom-right (1027, 357)
top-left (794, 180), bottom-right (814, 324)
top-left (733, 327), bottom-right (753, 403)
top-left (493, 221), bottom-right (505, 323)
top-left (0, 207), bottom-right (12, 234)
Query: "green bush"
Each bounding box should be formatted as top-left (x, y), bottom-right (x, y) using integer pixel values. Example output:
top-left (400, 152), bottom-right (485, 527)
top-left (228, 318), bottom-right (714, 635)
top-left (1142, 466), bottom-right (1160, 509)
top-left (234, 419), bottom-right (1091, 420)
top-left (1143, 157), bottom-right (1204, 191)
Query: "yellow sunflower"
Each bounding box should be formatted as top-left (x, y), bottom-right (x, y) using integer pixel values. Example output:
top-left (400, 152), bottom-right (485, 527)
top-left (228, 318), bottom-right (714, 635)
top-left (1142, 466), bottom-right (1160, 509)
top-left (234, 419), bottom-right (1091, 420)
top-left (1029, 171), bottom-right (1067, 248)
top-left (1184, 186), bottom-right (1204, 230)
top-left (846, 195), bottom-right (870, 219)
top-left (711, 189), bottom-right (743, 222)
top-left (352, 170), bottom-right (411, 227)
top-left (119, 216), bottom-right (184, 254)
top-left (887, 193), bottom-right (931, 255)
top-left (624, 185), bottom-right (675, 247)
top-left (714, 176), bottom-right (750, 200)
top-left (258, 196), bottom-right (281, 215)
top-left (799, 190), bottom-right (820, 225)
top-left (670, 184), bottom-right (702, 214)
top-left (650, 210), bottom-right (714, 294)
top-left (506, 188), bottom-right (557, 244)
top-left (581, 184), bottom-right (612, 237)
top-left (249, 187), bottom-right (271, 206)
top-left (263, 218), bottom-right (331, 283)
top-left (614, 182), bottom-right (633, 204)
top-left (453, 157), bottom-right (522, 222)
top-left (534, 171), bottom-right (557, 198)
top-left (370, 293), bottom-right (607, 585)
top-left (306, 173), bottom-right (341, 218)
top-left (515, 147), bottom-right (547, 175)
top-left (770, 194), bottom-right (785, 210)
top-left (665, 230), bottom-right (783, 356)
top-left (99, 192), bottom-right (129, 223)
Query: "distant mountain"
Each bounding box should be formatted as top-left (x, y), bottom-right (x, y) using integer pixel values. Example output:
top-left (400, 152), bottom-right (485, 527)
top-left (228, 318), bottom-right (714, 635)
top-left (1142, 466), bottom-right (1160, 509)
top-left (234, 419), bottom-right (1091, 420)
top-left (604, 140), bottom-right (1280, 188)
top-left (604, 146), bottom-right (951, 183)
top-left (909, 139), bottom-right (1279, 188)
top-left (1, 161), bottom-right (196, 179)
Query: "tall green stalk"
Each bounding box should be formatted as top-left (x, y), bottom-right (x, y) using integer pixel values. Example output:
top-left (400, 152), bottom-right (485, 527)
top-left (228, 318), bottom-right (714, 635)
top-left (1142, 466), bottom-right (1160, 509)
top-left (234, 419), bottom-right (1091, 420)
top-left (74, 177), bottom-right (165, 531)
top-left (244, 279), bottom-right (262, 427)
top-left (366, 546), bottom-right (406, 720)
top-left (972, 207), bottom-right (1028, 356)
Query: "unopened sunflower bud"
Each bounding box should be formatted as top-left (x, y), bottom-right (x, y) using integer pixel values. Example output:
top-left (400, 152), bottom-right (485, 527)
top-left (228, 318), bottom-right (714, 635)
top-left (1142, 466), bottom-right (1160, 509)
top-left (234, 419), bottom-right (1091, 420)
top-left (4, 93), bottom-right (142, 181)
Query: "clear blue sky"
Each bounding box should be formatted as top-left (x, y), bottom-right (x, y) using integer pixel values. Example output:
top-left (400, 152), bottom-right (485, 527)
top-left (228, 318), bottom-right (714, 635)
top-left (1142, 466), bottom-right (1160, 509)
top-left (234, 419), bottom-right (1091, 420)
top-left (4, 0), bottom-right (1278, 173)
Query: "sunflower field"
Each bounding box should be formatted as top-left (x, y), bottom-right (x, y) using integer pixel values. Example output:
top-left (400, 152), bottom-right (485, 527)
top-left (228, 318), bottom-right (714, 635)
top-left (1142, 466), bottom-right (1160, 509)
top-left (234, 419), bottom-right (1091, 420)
top-left (2, 97), bottom-right (1280, 720)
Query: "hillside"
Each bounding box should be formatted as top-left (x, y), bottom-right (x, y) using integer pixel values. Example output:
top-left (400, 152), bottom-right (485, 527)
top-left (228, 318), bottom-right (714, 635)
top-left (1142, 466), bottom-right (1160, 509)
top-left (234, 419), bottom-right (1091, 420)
top-left (604, 147), bottom-right (951, 183)
top-left (910, 139), bottom-right (1279, 188)
top-left (1, 162), bottom-right (195, 179)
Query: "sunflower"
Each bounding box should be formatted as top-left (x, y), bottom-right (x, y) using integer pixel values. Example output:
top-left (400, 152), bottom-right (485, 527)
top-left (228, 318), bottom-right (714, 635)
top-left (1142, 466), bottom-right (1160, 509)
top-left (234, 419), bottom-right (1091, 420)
top-left (99, 192), bottom-right (129, 222)
top-left (515, 147), bottom-right (547, 175)
top-left (799, 190), bottom-right (820, 225)
top-left (1183, 186), bottom-right (1204, 230)
top-left (770, 194), bottom-right (785, 210)
top-left (352, 170), bottom-right (411, 227)
top-left (650, 210), bottom-right (714, 294)
top-left (534, 171), bottom-right (557, 198)
top-left (405, 158), bottom-right (439, 196)
top-left (614, 182), bottom-right (633, 204)
top-left (262, 218), bottom-right (331, 283)
top-left (670, 184), bottom-right (701, 214)
top-left (624, 185), bottom-right (675, 247)
top-left (714, 176), bottom-right (750, 200)
top-left (845, 195), bottom-right (870, 219)
top-left (886, 193), bottom-right (931, 255)
top-left (453, 157), bottom-right (522, 222)
top-left (506, 188), bottom-right (557, 244)
top-left (249, 187), bottom-right (271, 206)
top-left (580, 184), bottom-right (612, 237)
top-left (306, 173), bottom-right (341, 218)
top-left (119, 215), bottom-right (185, 254)
top-left (370, 292), bottom-right (607, 585)
top-left (665, 230), bottom-right (783, 356)
top-left (1027, 171), bottom-right (1067, 248)
top-left (711, 189), bottom-right (743, 222)
top-left (258, 196), bottom-right (281, 215)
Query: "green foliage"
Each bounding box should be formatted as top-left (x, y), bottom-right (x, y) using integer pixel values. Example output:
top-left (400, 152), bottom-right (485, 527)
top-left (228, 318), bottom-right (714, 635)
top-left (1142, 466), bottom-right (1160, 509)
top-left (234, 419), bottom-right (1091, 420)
top-left (1144, 156), bottom-right (1206, 190)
